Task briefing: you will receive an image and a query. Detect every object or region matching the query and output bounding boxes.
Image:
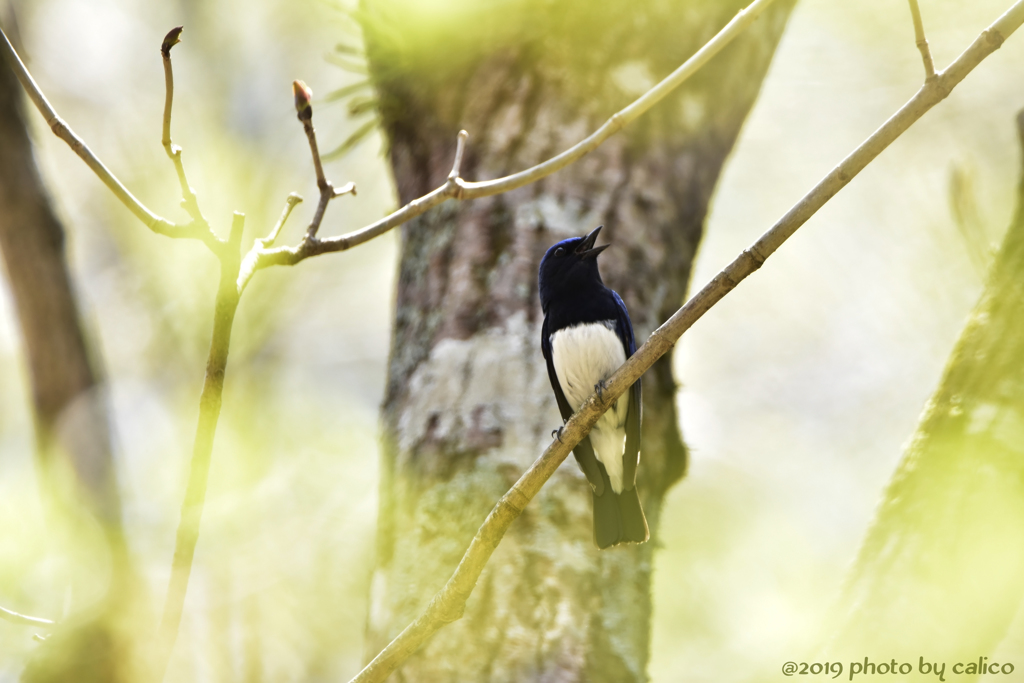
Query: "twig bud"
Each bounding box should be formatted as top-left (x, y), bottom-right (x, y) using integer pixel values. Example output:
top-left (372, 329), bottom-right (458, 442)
top-left (293, 80), bottom-right (313, 121)
top-left (161, 26), bottom-right (183, 58)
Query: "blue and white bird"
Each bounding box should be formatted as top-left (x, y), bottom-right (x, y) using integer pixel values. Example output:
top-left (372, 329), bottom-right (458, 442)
top-left (539, 226), bottom-right (648, 549)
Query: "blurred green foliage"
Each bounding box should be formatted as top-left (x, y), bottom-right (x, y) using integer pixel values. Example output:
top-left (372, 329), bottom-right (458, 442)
top-left (1, 0), bottom-right (394, 678)
top-left (359, 0), bottom-right (775, 156)
top-left (1, 0), bottom-right (1023, 681)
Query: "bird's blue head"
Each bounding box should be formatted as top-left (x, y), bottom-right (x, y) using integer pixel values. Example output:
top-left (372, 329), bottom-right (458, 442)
top-left (538, 226), bottom-right (610, 312)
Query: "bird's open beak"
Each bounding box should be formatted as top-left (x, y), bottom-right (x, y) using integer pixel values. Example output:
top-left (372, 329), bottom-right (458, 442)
top-left (576, 225), bottom-right (610, 259)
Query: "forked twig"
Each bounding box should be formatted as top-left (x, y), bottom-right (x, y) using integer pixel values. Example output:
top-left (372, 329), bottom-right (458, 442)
top-left (0, 26), bottom-right (221, 251)
top-left (237, 193), bottom-right (303, 293)
top-left (908, 0), bottom-right (937, 80)
top-left (161, 26), bottom-right (211, 233)
top-left (245, 0), bottom-right (784, 272)
top-left (293, 79), bottom-right (357, 243)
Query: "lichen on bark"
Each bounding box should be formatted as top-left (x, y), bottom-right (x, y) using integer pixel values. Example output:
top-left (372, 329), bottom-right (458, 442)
top-left (360, 1), bottom-right (796, 679)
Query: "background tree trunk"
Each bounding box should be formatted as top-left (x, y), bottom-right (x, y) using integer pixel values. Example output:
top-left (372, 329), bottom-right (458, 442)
top-left (0, 18), bottom-right (141, 683)
top-left (825, 111), bottom-right (1024, 677)
top-left (0, 16), bottom-right (123, 541)
top-left (361, 2), bottom-right (795, 680)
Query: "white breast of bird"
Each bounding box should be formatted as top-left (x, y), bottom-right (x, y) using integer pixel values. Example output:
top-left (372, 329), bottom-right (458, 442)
top-left (550, 321), bottom-right (629, 493)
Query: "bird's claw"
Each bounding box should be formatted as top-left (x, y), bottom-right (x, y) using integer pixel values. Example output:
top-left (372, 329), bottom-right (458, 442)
top-left (594, 379), bottom-right (607, 402)
top-left (551, 426), bottom-right (565, 443)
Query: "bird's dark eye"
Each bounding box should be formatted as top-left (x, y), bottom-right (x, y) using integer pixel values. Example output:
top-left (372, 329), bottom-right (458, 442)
top-left (554, 247), bottom-right (565, 257)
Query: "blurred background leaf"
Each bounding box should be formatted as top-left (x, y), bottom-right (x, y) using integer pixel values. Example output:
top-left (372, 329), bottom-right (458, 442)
top-left (0, 0), bottom-right (1023, 681)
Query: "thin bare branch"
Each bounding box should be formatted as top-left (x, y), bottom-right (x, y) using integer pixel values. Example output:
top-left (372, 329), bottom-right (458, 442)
top-left (252, 0), bottom-right (782, 271)
top-left (348, 3), bottom-right (1024, 681)
top-left (161, 25), bottom-right (211, 232)
top-left (908, 0), bottom-right (937, 80)
top-left (448, 129), bottom-right (468, 180)
top-left (292, 80), bottom-right (356, 241)
top-left (0, 25), bottom-right (222, 252)
top-left (237, 193), bottom-right (303, 293)
top-left (252, 176), bottom-right (452, 269)
top-left (156, 212), bottom-right (246, 678)
top-left (333, 181), bottom-right (356, 198)
top-left (160, 27), bottom-right (183, 143)
top-left (265, 193), bottom-right (305, 248)
top-left (294, 81), bottom-right (326, 191)
top-left (0, 604), bottom-right (55, 628)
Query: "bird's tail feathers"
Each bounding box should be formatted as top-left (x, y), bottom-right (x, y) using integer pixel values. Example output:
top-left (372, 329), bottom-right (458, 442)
top-left (592, 487), bottom-right (649, 549)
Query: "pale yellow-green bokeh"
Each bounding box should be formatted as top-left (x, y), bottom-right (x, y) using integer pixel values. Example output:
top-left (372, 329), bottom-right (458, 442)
top-left (1, 0), bottom-right (1022, 681)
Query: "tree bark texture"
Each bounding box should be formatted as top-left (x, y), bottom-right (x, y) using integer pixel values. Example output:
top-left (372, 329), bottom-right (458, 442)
top-left (0, 30), bottom-right (140, 683)
top-left (825, 111), bottom-right (1024, 676)
top-left (362, 1), bottom-right (795, 680)
top-left (0, 32), bottom-right (123, 534)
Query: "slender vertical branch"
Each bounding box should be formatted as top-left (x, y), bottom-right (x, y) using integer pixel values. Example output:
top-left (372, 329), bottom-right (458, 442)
top-left (294, 80), bottom-right (327, 193)
top-left (160, 26), bottom-right (182, 147)
top-left (908, 0), bottom-right (936, 80)
top-left (156, 212), bottom-right (245, 677)
top-left (293, 80), bottom-right (356, 242)
top-left (448, 129), bottom-right (468, 180)
top-left (161, 26), bottom-right (211, 233)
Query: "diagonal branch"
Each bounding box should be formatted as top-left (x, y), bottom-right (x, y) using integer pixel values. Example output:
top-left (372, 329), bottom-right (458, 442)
top-left (0, 604), bottom-right (55, 628)
top-left (908, 0), bottom-right (937, 80)
top-left (823, 105), bottom-right (1024, 674)
top-left (348, 3), bottom-right (1024, 681)
top-left (247, 0), bottom-right (782, 273)
top-left (0, 24), bottom-right (221, 252)
top-left (3, 0), bottom-right (778, 277)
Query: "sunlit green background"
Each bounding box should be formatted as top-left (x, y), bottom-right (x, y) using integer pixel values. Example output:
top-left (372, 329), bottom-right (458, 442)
top-left (1, 0), bottom-right (1023, 681)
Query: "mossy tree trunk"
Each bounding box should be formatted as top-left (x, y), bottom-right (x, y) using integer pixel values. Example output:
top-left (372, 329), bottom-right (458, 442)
top-left (826, 111), bottom-right (1024, 679)
top-left (361, 2), bottom-right (795, 680)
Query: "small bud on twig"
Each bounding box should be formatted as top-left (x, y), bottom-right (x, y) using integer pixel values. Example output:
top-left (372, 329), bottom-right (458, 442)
top-left (449, 130), bottom-right (469, 180)
top-left (333, 181), bottom-right (357, 198)
top-left (293, 80), bottom-right (313, 121)
top-left (161, 26), bottom-right (183, 59)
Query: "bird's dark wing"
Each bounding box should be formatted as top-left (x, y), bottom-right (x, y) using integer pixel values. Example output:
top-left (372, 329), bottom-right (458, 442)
top-left (613, 291), bottom-right (642, 491)
top-left (542, 315), bottom-right (606, 496)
